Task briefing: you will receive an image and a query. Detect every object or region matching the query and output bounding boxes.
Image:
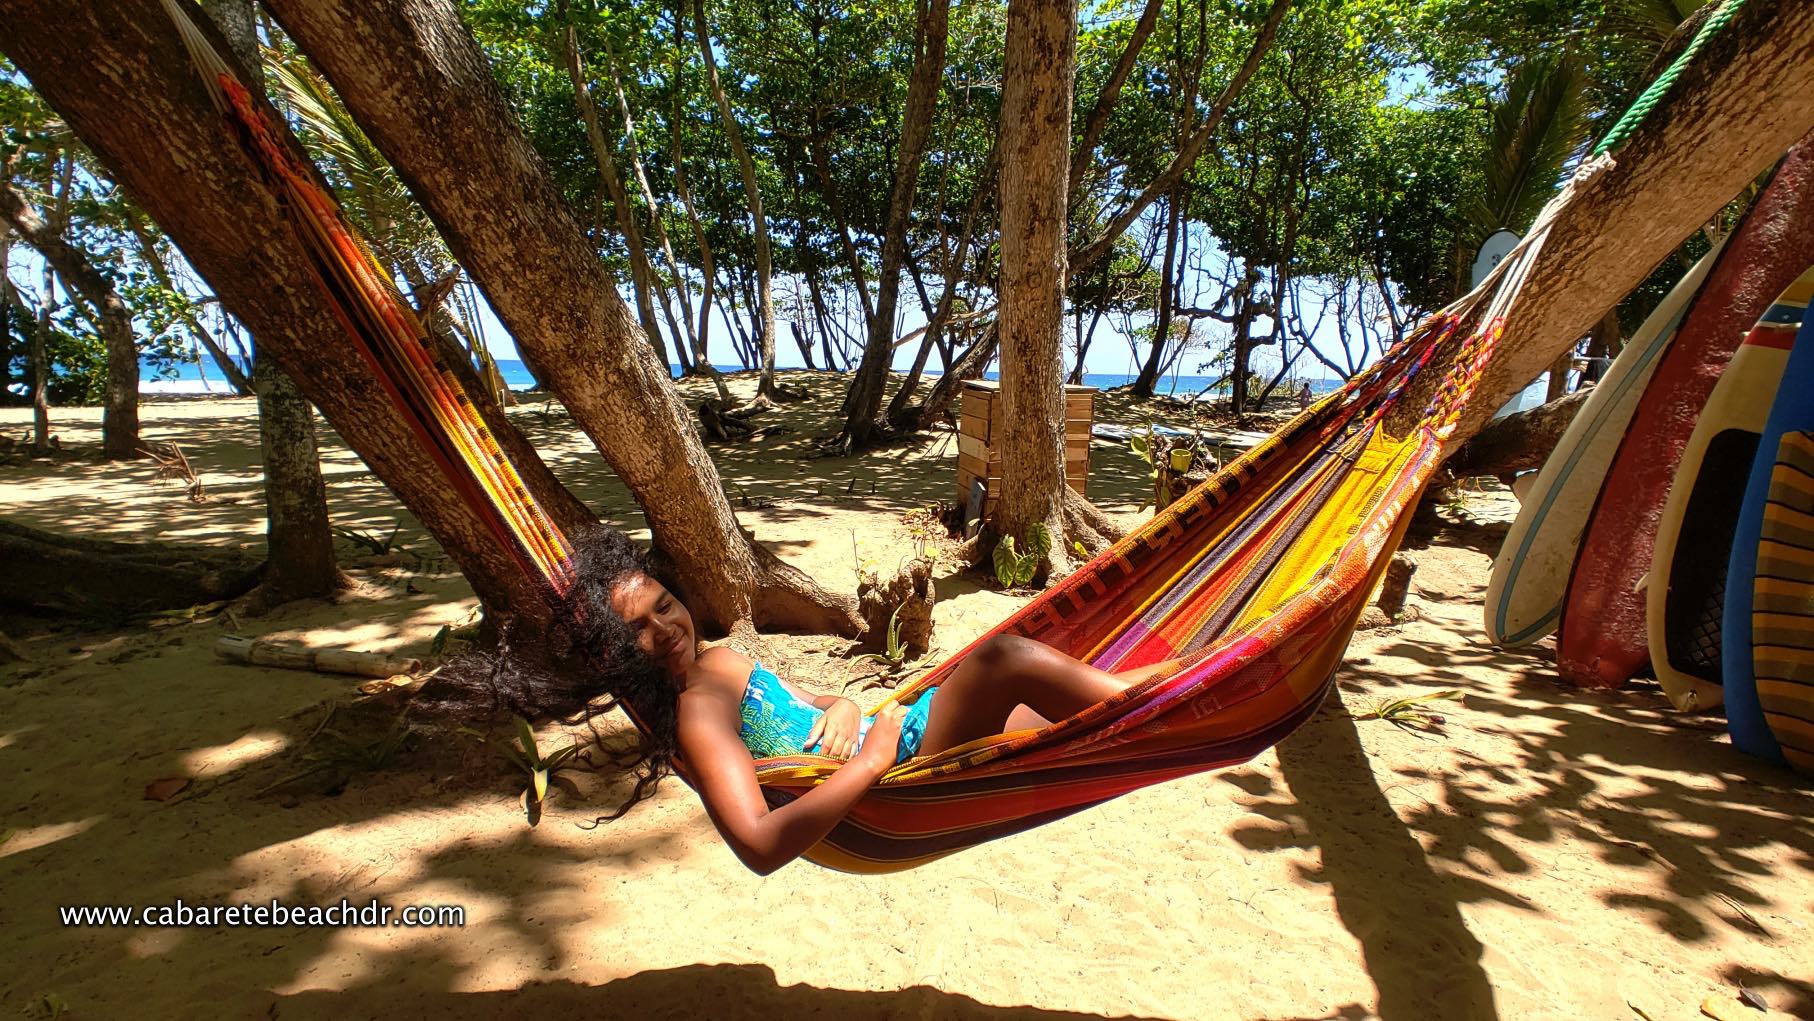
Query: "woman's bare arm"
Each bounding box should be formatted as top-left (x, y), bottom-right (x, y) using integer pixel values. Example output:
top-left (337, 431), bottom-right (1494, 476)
top-left (676, 649), bottom-right (902, 874)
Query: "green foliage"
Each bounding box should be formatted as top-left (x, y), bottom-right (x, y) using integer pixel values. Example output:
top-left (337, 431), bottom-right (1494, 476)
top-left (1351, 689), bottom-right (1462, 734)
top-left (496, 715), bottom-right (587, 823)
top-left (992, 522), bottom-right (1051, 589)
top-left (858, 601), bottom-right (912, 671)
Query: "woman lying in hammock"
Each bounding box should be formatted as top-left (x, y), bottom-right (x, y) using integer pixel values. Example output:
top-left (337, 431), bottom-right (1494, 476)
top-left (450, 526), bottom-right (1171, 874)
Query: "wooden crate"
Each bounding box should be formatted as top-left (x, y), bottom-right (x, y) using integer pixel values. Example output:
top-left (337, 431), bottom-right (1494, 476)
top-left (955, 380), bottom-right (1095, 522)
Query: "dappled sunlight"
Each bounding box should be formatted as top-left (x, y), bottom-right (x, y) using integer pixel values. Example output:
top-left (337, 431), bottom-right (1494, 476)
top-left (180, 730), bottom-right (290, 777)
top-left (0, 816), bottom-right (104, 859)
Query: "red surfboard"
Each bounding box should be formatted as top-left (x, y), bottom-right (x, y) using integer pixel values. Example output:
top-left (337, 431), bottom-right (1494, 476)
top-left (1557, 138), bottom-right (1814, 689)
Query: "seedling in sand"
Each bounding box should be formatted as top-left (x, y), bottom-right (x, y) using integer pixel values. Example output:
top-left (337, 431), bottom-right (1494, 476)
top-left (495, 715), bottom-right (587, 825)
top-left (1350, 690), bottom-right (1462, 734)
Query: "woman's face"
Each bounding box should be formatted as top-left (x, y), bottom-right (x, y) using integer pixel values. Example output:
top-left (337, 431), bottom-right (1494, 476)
top-left (609, 572), bottom-right (696, 677)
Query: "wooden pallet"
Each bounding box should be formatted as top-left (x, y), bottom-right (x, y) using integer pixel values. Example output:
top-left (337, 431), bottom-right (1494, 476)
top-left (955, 380), bottom-right (1095, 521)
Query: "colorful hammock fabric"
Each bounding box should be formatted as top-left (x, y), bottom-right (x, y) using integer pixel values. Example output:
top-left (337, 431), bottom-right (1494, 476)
top-left (159, 0), bottom-right (1650, 872)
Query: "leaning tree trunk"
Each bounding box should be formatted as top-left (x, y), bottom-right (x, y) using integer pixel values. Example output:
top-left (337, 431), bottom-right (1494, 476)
top-left (835, 0), bottom-right (949, 452)
top-left (993, 0), bottom-right (1110, 583)
top-left (204, 0), bottom-right (344, 609)
top-left (0, 179), bottom-right (141, 459)
top-left (1392, 0), bottom-right (1814, 450)
top-left (0, 0), bottom-right (596, 635)
top-left (260, 0), bottom-right (859, 637)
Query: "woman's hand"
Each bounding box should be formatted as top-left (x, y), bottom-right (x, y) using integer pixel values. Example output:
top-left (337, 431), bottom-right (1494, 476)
top-left (803, 697), bottom-right (864, 759)
top-left (852, 703), bottom-right (907, 771)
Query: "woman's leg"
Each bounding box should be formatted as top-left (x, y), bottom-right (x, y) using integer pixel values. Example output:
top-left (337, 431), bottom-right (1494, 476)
top-left (917, 635), bottom-right (1157, 755)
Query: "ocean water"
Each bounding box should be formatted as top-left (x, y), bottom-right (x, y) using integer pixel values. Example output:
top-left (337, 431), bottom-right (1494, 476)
top-left (138, 357), bottom-right (1344, 397)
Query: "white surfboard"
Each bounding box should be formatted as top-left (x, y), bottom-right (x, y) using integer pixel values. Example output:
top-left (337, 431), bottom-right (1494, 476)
top-left (1484, 238), bottom-right (1728, 647)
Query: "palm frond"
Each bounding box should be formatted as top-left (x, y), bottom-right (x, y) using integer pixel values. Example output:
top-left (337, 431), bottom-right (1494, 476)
top-left (1468, 52), bottom-right (1590, 238)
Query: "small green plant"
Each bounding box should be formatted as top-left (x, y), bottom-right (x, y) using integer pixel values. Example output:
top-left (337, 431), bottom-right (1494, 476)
top-left (993, 522), bottom-right (1052, 588)
top-left (497, 715), bottom-right (586, 824)
top-left (859, 602), bottom-right (911, 671)
top-left (1350, 690), bottom-right (1462, 734)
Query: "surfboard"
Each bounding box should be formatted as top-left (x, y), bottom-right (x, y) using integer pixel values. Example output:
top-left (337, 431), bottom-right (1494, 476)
top-left (1724, 304), bottom-right (1814, 773)
top-left (1482, 240), bottom-right (1723, 647)
top-left (1558, 147), bottom-right (1814, 688)
top-left (1646, 266), bottom-right (1812, 711)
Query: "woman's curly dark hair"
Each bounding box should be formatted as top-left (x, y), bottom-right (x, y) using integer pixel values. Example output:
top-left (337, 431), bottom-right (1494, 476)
top-left (417, 524), bottom-right (683, 820)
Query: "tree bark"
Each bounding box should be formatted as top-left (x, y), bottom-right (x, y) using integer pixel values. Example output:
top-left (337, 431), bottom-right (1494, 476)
top-left (0, 0), bottom-right (595, 633)
top-left (259, 0), bottom-right (858, 636)
top-left (692, 0), bottom-right (788, 404)
top-left (1445, 387), bottom-right (1588, 480)
top-left (1132, 187), bottom-right (1183, 397)
top-left (204, 0), bottom-right (345, 610)
top-left (914, 318), bottom-right (996, 432)
top-left (0, 177), bottom-right (141, 459)
top-left (1394, 0), bottom-right (1814, 448)
top-left (995, 0), bottom-right (1090, 582)
top-left (666, 56), bottom-right (732, 402)
top-left (835, 0), bottom-right (949, 451)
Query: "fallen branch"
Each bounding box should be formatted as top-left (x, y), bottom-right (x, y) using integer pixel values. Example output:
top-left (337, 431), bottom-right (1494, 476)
top-left (216, 635), bottom-right (422, 679)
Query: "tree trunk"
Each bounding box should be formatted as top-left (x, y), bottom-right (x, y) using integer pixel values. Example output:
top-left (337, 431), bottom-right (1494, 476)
top-left (204, 0), bottom-right (345, 610)
top-left (914, 319), bottom-right (997, 433)
top-left (885, 150), bottom-right (993, 430)
top-left (249, 367), bottom-right (343, 608)
top-left (30, 233), bottom-right (53, 450)
top-left (0, 0), bottom-right (598, 634)
top-left (666, 70), bottom-right (732, 402)
top-left (808, 138), bottom-right (877, 331)
top-left (1543, 348), bottom-right (1571, 402)
top-left (995, 0), bottom-right (1083, 582)
top-left (0, 518), bottom-right (263, 617)
top-left (0, 178), bottom-right (141, 459)
top-left (1392, 0), bottom-right (1814, 448)
top-left (835, 0), bottom-right (949, 452)
top-left (1445, 387), bottom-right (1589, 480)
top-left (692, 0), bottom-right (788, 405)
top-left (258, 0), bottom-right (858, 636)
top-left (561, 20), bottom-right (669, 369)
top-left (1132, 189), bottom-right (1182, 397)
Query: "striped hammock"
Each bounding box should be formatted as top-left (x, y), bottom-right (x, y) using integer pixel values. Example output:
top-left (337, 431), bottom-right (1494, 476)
top-left (162, 0), bottom-right (1602, 872)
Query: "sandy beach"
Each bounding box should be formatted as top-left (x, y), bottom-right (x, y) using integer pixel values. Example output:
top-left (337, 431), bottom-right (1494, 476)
top-left (1, 372), bottom-right (1809, 1020)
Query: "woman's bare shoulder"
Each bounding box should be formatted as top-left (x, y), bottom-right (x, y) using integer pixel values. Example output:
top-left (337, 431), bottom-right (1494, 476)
top-left (685, 645), bottom-right (751, 699)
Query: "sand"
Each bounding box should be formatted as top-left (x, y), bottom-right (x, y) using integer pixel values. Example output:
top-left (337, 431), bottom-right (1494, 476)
top-left (1, 372), bottom-right (1809, 1021)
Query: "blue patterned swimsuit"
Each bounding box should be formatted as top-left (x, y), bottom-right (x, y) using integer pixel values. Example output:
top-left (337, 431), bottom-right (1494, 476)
top-left (737, 662), bottom-right (934, 764)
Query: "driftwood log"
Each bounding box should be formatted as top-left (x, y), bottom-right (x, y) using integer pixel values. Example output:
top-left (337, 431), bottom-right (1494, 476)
top-left (0, 518), bottom-right (263, 617)
top-left (856, 556), bottom-right (936, 657)
top-left (1445, 389), bottom-right (1590, 483)
top-left (216, 635), bottom-right (422, 678)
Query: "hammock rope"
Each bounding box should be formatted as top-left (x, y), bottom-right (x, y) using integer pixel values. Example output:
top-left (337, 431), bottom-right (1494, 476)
top-left (157, 0), bottom-right (1718, 871)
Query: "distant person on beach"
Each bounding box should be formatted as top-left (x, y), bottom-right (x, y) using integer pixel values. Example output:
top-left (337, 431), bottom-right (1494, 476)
top-left (435, 525), bottom-right (1180, 874)
top-left (1297, 382), bottom-right (1312, 411)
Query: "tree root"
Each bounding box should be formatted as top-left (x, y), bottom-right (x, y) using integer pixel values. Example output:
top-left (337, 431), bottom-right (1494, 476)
top-left (747, 541), bottom-right (864, 638)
